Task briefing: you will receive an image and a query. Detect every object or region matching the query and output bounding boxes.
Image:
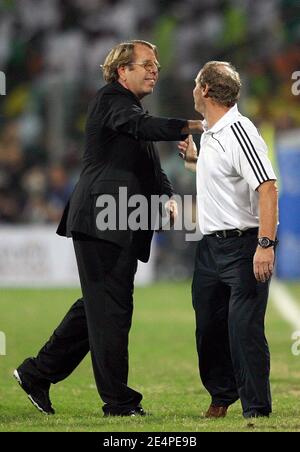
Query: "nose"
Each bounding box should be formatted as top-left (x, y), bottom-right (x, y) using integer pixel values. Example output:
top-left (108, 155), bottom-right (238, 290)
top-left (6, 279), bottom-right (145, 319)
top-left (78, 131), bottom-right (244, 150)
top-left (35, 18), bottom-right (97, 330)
top-left (150, 66), bottom-right (158, 76)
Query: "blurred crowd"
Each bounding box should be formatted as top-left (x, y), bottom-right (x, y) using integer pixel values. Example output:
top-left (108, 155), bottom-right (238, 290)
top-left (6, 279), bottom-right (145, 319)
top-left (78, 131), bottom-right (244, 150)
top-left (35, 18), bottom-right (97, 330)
top-left (0, 0), bottom-right (299, 277)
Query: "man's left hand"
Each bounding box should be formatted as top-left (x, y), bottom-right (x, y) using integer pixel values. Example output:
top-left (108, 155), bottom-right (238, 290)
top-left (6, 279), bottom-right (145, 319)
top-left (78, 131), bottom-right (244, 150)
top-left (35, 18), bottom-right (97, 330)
top-left (253, 247), bottom-right (275, 283)
top-left (165, 199), bottom-right (178, 226)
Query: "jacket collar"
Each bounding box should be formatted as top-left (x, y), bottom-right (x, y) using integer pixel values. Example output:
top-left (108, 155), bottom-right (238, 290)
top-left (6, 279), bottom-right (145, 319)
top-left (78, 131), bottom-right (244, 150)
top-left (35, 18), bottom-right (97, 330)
top-left (110, 81), bottom-right (143, 107)
top-left (202, 104), bottom-right (240, 133)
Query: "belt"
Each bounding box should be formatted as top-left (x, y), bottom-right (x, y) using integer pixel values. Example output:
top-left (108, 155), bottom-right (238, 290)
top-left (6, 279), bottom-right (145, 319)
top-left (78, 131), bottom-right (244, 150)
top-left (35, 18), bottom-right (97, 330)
top-left (206, 227), bottom-right (258, 239)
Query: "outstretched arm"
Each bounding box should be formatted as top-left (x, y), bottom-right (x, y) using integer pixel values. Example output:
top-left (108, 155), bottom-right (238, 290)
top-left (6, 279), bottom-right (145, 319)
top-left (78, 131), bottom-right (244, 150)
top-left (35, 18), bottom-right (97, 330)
top-left (102, 94), bottom-right (202, 142)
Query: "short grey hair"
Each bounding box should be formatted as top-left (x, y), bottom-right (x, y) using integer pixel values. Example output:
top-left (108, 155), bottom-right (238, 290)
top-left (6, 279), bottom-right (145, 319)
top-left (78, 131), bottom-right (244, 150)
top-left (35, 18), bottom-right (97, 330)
top-left (197, 61), bottom-right (241, 107)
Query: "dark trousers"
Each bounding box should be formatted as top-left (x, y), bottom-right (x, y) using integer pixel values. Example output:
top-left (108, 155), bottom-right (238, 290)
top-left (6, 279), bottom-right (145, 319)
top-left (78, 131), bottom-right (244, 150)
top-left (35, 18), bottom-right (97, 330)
top-left (25, 234), bottom-right (142, 413)
top-left (192, 233), bottom-right (272, 417)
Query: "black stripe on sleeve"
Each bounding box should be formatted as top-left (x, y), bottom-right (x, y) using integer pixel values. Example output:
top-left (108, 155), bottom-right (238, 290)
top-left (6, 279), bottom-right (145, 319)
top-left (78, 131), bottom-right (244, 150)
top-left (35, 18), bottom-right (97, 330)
top-left (236, 121), bottom-right (269, 180)
top-left (232, 122), bottom-right (267, 182)
top-left (230, 124), bottom-right (263, 184)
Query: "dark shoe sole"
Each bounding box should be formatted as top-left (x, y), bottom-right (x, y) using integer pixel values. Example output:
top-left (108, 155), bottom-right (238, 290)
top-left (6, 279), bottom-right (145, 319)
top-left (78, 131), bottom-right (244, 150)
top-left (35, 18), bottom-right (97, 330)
top-left (244, 413), bottom-right (270, 419)
top-left (13, 369), bottom-right (54, 415)
top-left (104, 409), bottom-right (147, 417)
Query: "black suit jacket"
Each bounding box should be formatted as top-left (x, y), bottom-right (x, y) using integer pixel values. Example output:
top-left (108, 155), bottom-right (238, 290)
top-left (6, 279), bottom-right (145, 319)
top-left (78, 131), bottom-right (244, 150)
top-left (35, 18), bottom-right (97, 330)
top-left (57, 81), bottom-right (187, 262)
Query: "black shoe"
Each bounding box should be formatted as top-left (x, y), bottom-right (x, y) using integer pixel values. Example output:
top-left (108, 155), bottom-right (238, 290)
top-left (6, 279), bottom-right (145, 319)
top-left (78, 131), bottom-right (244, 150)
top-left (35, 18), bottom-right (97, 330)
top-left (127, 405), bottom-right (146, 417)
top-left (104, 405), bottom-right (146, 417)
top-left (13, 367), bottom-right (55, 415)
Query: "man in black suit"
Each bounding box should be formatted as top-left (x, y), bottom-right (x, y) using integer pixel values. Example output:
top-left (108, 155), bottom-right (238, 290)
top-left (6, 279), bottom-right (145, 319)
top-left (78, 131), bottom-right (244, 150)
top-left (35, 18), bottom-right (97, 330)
top-left (14, 40), bottom-right (202, 416)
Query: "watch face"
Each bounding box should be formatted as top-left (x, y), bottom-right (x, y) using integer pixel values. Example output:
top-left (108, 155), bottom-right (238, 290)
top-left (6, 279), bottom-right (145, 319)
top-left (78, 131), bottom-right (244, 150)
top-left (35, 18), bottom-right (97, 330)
top-left (259, 237), bottom-right (270, 247)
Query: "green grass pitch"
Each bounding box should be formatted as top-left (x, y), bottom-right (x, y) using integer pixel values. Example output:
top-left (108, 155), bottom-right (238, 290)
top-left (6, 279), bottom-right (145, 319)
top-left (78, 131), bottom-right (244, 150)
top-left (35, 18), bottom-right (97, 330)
top-left (0, 281), bottom-right (300, 432)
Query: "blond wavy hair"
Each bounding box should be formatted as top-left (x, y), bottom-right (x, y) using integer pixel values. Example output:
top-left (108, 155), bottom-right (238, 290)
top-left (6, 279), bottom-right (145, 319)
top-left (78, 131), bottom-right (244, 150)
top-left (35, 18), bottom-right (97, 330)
top-left (101, 40), bottom-right (158, 83)
top-left (198, 61), bottom-right (241, 107)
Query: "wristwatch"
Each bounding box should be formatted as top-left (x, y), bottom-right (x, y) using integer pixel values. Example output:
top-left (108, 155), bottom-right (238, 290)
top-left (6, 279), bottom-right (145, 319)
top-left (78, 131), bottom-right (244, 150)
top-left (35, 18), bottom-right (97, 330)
top-left (258, 237), bottom-right (278, 248)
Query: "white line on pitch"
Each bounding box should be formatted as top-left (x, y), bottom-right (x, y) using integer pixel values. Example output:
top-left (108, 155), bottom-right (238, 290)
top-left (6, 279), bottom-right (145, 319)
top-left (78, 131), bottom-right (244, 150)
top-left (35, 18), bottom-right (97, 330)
top-left (270, 279), bottom-right (300, 331)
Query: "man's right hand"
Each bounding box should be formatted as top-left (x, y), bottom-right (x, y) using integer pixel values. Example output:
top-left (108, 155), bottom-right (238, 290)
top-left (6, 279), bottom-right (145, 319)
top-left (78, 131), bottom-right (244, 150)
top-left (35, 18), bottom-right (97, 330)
top-left (178, 135), bottom-right (198, 172)
top-left (181, 120), bottom-right (203, 135)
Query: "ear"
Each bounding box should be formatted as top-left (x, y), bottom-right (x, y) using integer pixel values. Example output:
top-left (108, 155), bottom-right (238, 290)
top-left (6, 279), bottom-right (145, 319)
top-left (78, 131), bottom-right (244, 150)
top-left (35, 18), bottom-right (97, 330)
top-left (117, 65), bottom-right (127, 82)
top-left (202, 84), bottom-right (210, 98)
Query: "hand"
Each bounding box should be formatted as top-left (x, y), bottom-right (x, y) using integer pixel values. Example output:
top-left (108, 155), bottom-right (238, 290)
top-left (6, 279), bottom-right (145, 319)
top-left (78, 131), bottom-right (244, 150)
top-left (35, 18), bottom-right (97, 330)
top-left (253, 247), bottom-right (274, 283)
top-left (165, 199), bottom-right (178, 226)
top-left (178, 135), bottom-right (198, 163)
top-left (181, 120), bottom-right (203, 135)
